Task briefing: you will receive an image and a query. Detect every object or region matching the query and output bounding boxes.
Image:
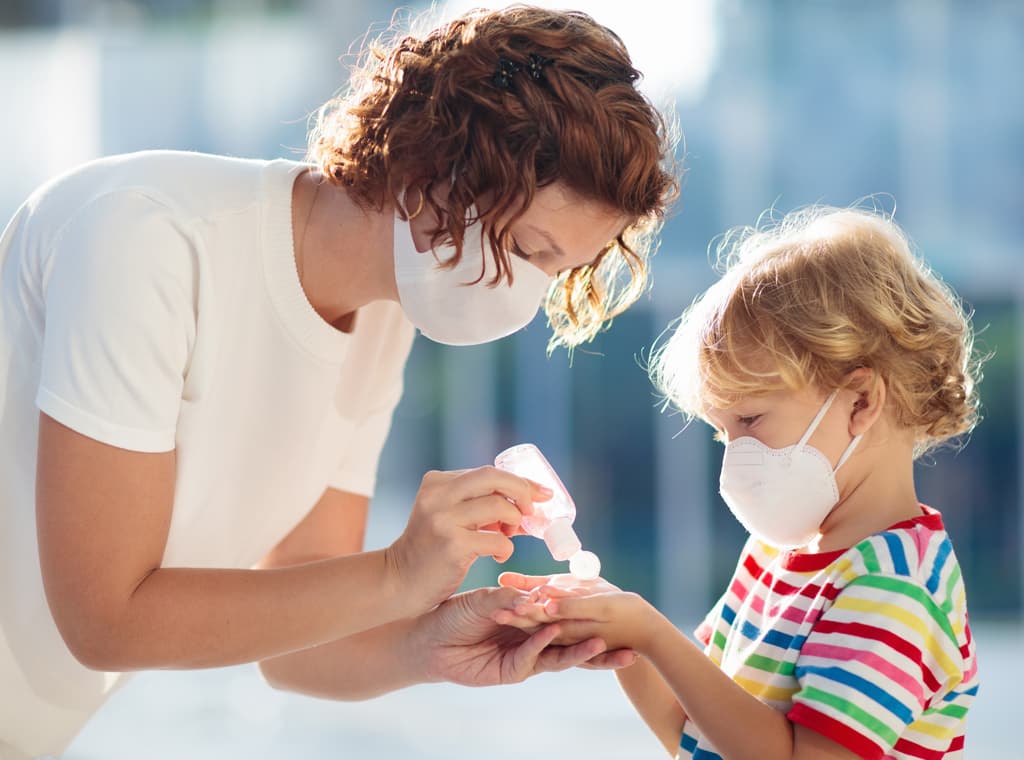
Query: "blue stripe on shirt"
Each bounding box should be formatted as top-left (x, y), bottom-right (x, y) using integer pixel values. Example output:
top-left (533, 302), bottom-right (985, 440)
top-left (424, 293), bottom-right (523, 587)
top-left (680, 731), bottom-right (723, 759)
top-left (721, 604), bottom-right (736, 625)
top-left (926, 538), bottom-right (953, 594)
top-left (796, 664), bottom-right (914, 723)
top-left (882, 532), bottom-right (909, 575)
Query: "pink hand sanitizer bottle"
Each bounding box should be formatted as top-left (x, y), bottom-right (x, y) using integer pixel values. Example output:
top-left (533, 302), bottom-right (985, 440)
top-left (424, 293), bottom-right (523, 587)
top-left (494, 443), bottom-right (601, 579)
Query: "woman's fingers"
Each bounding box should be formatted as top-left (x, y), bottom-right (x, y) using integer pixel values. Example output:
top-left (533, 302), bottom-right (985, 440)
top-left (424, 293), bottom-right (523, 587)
top-left (491, 608), bottom-right (541, 630)
top-left (534, 637), bottom-right (608, 674)
top-left (578, 649), bottom-right (638, 670)
top-left (472, 530), bottom-right (515, 563)
top-left (508, 623), bottom-right (563, 680)
top-left (448, 466), bottom-right (550, 516)
top-left (461, 494), bottom-right (524, 531)
top-left (479, 521), bottom-right (527, 537)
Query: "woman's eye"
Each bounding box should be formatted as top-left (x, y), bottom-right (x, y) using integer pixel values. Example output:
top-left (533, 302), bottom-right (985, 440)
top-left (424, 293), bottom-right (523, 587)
top-left (510, 238), bottom-right (532, 260)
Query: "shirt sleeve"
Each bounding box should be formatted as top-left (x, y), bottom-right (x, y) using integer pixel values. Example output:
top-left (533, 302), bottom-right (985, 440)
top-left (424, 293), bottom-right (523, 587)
top-left (326, 378), bottom-right (405, 497)
top-left (36, 190), bottom-right (197, 452)
top-left (695, 536), bottom-right (760, 653)
top-left (788, 573), bottom-right (966, 760)
top-left (694, 594), bottom-right (725, 649)
top-left (325, 307), bottom-right (415, 498)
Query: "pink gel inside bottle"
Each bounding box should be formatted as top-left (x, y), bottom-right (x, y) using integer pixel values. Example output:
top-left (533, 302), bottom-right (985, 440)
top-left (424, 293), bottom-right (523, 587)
top-left (494, 443), bottom-right (601, 579)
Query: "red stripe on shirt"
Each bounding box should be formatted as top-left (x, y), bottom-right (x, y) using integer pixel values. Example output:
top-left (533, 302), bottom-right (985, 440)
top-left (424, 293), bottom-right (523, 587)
top-left (788, 703), bottom-right (884, 759)
top-left (810, 619), bottom-right (943, 693)
top-left (892, 735), bottom-right (955, 759)
top-left (745, 553), bottom-right (827, 599)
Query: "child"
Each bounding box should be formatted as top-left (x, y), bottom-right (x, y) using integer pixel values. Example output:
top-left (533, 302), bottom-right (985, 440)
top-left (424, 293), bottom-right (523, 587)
top-left (496, 206), bottom-right (982, 759)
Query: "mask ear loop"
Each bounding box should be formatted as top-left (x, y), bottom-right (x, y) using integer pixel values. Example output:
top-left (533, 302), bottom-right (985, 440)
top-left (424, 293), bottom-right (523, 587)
top-left (795, 389), bottom-right (840, 448)
top-left (795, 389), bottom-right (862, 473)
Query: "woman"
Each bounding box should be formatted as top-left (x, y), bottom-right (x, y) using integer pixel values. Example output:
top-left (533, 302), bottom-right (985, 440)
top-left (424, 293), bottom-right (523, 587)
top-left (0, 6), bottom-right (676, 758)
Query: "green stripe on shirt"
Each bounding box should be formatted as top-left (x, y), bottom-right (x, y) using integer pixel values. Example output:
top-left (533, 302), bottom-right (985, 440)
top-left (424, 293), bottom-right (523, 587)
top-left (799, 685), bottom-right (899, 745)
top-left (846, 574), bottom-right (958, 646)
top-left (745, 653), bottom-right (795, 676)
top-left (857, 541), bottom-right (881, 573)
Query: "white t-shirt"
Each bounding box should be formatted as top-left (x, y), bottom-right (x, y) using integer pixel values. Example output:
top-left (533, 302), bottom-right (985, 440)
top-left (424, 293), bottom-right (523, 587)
top-left (0, 151), bottom-right (415, 758)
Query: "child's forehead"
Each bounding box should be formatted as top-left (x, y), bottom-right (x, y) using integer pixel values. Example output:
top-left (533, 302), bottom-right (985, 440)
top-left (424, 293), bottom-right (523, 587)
top-left (703, 385), bottom-right (821, 416)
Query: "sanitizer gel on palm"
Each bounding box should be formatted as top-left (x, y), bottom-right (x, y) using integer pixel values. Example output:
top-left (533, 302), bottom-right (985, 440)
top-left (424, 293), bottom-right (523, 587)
top-left (494, 443), bottom-right (601, 580)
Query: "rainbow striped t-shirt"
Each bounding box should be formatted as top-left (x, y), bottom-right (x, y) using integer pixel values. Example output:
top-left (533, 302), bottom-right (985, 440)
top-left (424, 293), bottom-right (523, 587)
top-left (680, 507), bottom-right (977, 759)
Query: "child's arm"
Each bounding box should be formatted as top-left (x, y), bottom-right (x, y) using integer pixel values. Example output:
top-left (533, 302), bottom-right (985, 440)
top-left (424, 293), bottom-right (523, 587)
top-left (544, 592), bottom-right (860, 760)
top-left (615, 653), bottom-right (687, 755)
top-left (497, 573), bottom-right (685, 755)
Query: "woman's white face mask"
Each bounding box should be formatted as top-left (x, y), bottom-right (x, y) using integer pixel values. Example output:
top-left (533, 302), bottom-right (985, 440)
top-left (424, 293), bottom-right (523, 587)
top-left (392, 210), bottom-right (553, 346)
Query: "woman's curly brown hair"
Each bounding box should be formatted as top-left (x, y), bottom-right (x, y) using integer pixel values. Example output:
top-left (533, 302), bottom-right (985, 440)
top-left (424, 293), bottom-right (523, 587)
top-left (308, 4), bottom-right (679, 349)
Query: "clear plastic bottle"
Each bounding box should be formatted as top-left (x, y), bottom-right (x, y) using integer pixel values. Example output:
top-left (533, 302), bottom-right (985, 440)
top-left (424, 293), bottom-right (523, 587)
top-left (494, 443), bottom-right (601, 579)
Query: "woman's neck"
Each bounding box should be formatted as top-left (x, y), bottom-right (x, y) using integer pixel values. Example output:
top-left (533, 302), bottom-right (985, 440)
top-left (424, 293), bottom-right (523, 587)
top-left (291, 170), bottom-right (399, 331)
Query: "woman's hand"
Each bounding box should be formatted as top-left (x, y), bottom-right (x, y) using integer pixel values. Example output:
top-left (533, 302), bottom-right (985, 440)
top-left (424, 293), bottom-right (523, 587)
top-left (385, 467), bottom-right (549, 616)
top-left (411, 586), bottom-right (636, 686)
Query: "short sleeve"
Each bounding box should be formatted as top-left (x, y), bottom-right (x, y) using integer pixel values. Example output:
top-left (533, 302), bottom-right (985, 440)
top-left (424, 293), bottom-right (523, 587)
top-left (788, 573), bottom-right (966, 759)
top-left (694, 594), bottom-right (725, 650)
top-left (325, 307), bottom-right (414, 498)
top-left (326, 379), bottom-right (404, 497)
top-left (36, 191), bottom-right (197, 452)
top-left (695, 535), bottom-right (760, 655)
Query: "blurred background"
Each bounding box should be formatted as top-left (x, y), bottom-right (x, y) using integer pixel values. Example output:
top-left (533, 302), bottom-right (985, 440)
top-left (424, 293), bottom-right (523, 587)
top-left (1, 0), bottom-right (1020, 757)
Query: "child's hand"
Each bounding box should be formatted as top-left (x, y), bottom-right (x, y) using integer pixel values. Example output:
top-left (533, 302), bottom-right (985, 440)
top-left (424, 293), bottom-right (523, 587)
top-left (491, 572), bottom-right (620, 629)
top-left (542, 589), bottom-right (656, 653)
top-left (491, 572), bottom-right (639, 669)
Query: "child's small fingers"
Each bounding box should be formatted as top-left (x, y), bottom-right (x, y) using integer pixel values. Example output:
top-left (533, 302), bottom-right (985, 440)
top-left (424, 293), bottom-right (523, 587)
top-left (532, 585), bottom-right (577, 599)
top-left (513, 602), bottom-right (554, 624)
top-left (498, 572), bottom-right (553, 590)
top-left (544, 596), bottom-right (602, 620)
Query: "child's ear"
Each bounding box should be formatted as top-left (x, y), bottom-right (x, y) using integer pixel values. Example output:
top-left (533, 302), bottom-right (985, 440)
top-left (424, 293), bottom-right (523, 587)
top-left (844, 367), bottom-right (886, 436)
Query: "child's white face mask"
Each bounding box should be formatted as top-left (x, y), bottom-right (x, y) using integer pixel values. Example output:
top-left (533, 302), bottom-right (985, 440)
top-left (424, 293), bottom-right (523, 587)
top-left (393, 211), bottom-right (553, 346)
top-left (718, 390), bottom-right (862, 549)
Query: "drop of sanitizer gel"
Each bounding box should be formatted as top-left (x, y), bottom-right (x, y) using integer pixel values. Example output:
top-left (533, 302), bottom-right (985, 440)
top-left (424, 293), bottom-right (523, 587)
top-left (568, 550), bottom-right (601, 580)
top-left (494, 443), bottom-right (602, 579)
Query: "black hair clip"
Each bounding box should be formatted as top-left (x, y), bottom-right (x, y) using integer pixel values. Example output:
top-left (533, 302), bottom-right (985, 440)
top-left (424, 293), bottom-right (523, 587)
top-left (493, 58), bottom-right (522, 89)
top-left (526, 53), bottom-right (554, 80)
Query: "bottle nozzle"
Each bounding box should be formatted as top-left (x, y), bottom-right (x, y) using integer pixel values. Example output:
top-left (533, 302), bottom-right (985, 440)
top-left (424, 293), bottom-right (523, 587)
top-left (542, 517), bottom-right (582, 561)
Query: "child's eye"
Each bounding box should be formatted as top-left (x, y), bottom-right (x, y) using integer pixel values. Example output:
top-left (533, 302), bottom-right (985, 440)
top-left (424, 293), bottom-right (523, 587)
top-left (737, 415), bottom-right (761, 427)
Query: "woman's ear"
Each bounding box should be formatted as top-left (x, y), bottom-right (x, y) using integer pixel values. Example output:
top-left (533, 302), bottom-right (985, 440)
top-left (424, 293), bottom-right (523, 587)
top-left (845, 367), bottom-right (886, 437)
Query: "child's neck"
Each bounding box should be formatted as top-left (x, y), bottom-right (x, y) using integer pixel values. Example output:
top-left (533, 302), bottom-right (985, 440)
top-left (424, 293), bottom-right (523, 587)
top-left (805, 433), bottom-right (921, 554)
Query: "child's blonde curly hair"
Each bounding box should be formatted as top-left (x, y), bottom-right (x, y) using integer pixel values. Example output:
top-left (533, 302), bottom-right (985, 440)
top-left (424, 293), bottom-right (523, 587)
top-left (651, 206), bottom-right (985, 457)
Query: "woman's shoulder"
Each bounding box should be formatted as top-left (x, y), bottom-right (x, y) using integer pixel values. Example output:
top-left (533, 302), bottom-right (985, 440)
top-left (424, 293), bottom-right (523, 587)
top-left (351, 300), bottom-right (416, 363)
top-left (22, 150), bottom-right (297, 228)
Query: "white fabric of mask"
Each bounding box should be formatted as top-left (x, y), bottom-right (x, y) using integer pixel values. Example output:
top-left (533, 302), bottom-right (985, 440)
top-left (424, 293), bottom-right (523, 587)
top-left (718, 390), bottom-right (862, 549)
top-left (393, 208), bottom-right (553, 346)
